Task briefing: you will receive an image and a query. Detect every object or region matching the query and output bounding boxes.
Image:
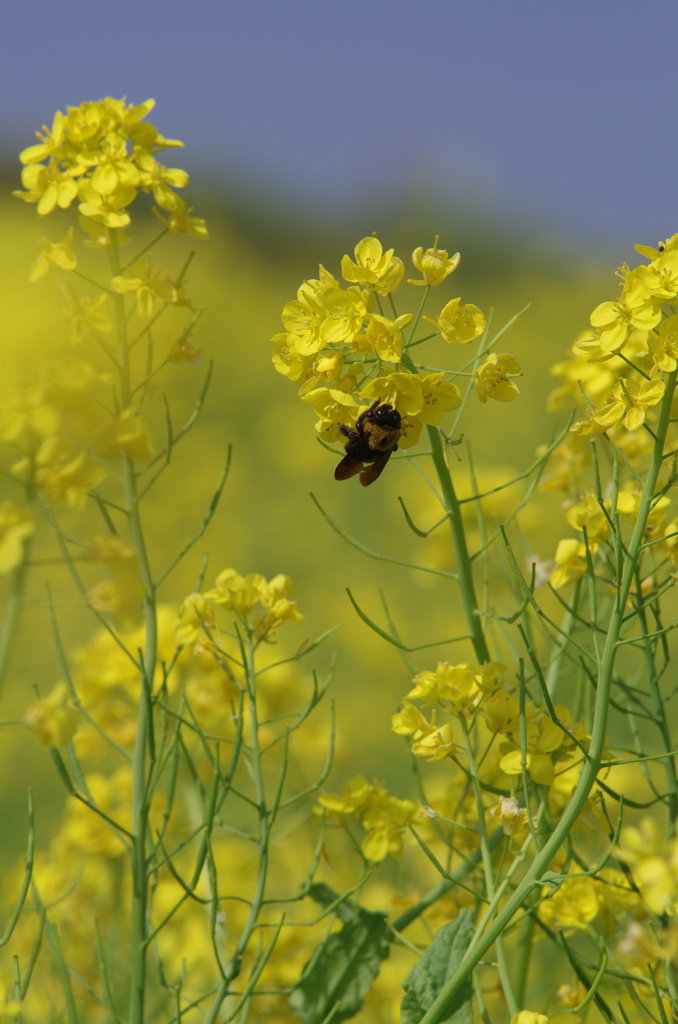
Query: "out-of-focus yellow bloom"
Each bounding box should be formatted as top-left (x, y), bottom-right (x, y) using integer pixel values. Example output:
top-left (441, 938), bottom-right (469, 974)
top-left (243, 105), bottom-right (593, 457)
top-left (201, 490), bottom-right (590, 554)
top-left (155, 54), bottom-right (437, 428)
top-left (14, 97), bottom-right (202, 232)
top-left (24, 681), bottom-right (77, 746)
top-left (361, 789), bottom-right (417, 860)
top-left (64, 293), bottom-right (112, 343)
top-left (538, 876), bottom-right (600, 930)
top-left (556, 982), bottom-right (587, 1009)
top-left (410, 245), bottom-right (460, 286)
top-left (207, 568), bottom-right (266, 615)
top-left (474, 352), bottom-right (521, 403)
top-left (499, 714), bottom-right (563, 786)
top-left (510, 1011), bottom-right (549, 1024)
top-left (111, 259), bottom-right (174, 316)
top-left (30, 227), bottom-right (77, 281)
top-left (315, 777), bottom-right (418, 862)
top-left (424, 297), bottom-right (486, 344)
top-left (617, 817), bottom-right (678, 915)
top-left (0, 501), bottom-right (35, 573)
top-left (549, 537), bottom-right (590, 588)
top-left (256, 573), bottom-right (304, 637)
top-left (565, 493), bottom-right (610, 544)
top-left (153, 198), bottom-right (209, 239)
top-left (490, 796), bottom-right (530, 836)
top-left (315, 775), bottom-right (373, 816)
top-left (112, 408), bottom-right (155, 460)
top-left (175, 592), bottom-right (217, 647)
top-left (649, 313), bottom-right (678, 372)
top-left (15, 437), bottom-right (106, 509)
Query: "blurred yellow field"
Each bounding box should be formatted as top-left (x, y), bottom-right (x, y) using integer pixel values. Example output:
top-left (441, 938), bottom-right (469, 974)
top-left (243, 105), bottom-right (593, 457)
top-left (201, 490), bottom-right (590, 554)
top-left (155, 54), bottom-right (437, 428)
top-left (0, 102), bottom-right (676, 1023)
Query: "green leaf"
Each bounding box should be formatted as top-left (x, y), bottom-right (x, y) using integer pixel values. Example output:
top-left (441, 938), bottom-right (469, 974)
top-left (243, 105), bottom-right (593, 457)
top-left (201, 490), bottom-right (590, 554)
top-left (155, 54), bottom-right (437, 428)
top-left (289, 889), bottom-right (392, 1024)
top-left (401, 910), bottom-right (474, 1024)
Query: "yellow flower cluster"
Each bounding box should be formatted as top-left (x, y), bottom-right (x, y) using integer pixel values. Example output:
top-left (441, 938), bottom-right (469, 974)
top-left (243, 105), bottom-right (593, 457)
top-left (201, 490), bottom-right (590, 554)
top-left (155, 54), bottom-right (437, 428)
top-left (315, 775), bottom-right (418, 862)
top-left (616, 817), bottom-right (678, 916)
top-left (538, 868), bottom-right (637, 931)
top-left (544, 235), bottom-right (677, 588)
top-left (176, 567), bottom-right (303, 646)
top-left (272, 236), bottom-right (517, 450)
top-left (554, 235), bottom-right (678, 437)
top-left (14, 96), bottom-right (207, 236)
top-left (392, 661), bottom-right (592, 795)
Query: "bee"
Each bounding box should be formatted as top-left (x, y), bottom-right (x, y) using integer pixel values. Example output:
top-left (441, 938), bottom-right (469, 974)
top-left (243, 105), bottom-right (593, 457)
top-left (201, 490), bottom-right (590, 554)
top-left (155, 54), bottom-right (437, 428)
top-left (334, 400), bottom-right (402, 486)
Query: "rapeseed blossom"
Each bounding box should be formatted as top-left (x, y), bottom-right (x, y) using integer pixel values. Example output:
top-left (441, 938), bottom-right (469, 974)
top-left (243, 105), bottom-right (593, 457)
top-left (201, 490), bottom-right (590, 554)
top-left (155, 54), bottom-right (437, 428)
top-left (15, 97), bottom-right (207, 236)
top-left (273, 235), bottom-right (521, 469)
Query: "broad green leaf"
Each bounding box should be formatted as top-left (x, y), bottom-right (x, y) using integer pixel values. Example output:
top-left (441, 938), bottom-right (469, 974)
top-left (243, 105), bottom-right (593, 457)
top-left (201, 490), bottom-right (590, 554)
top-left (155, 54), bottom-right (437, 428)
top-left (289, 886), bottom-right (391, 1023)
top-left (401, 909), bottom-right (474, 1023)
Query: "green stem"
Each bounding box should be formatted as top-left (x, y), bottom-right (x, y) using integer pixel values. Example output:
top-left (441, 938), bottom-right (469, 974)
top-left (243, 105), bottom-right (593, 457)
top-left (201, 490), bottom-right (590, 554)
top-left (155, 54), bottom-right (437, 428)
top-left (427, 425), bottom-right (489, 663)
top-left (461, 718), bottom-right (517, 1016)
top-left (401, 343), bottom-right (489, 664)
top-left (418, 370), bottom-right (676, 1023)
top-left (205, 629), bottom-right (272, 1023)
top-left (109, 230), bottom-right (158, 1024)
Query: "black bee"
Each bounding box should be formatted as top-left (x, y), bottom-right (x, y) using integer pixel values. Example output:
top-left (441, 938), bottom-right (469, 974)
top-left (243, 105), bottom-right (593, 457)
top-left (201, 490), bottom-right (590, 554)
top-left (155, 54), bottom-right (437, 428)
top-left (334, 400), bottom-right (402, 486)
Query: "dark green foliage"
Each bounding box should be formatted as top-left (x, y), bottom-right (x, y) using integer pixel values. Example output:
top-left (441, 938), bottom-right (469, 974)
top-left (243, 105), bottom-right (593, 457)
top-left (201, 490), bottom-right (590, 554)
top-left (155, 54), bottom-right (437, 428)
top-left (401, 910), bottom-right (474, 1024)
top-left (289, 884), bottom-right (392, 1023)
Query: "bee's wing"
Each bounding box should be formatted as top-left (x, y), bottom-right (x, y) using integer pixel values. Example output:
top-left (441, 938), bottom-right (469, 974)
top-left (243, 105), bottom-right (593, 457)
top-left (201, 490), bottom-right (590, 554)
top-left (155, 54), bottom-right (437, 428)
top-left (334, 453), bottom-right (364, 481)
top-left (359, 449), bottom-right (393, 486)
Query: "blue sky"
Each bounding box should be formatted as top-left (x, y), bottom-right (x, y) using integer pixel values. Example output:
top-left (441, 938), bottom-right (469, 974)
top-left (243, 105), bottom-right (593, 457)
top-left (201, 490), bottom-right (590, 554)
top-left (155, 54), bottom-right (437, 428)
top-left (3, 0), bottom-right (677, 249)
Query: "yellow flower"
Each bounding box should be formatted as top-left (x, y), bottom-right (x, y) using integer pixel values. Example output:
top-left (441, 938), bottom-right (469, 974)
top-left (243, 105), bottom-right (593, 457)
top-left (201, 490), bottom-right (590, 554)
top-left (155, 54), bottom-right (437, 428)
top-left (0, 501), bottom-right (35, 573)
top-left (175, 592), bottom-right (216, 647)
top-left (410, 244), bottom-right (460, 286)
top-left (409, 712), bottom-right (456, 761)
top-left (510, 1012), bottom-right (549, 1024)
top-left (424, 297), bottom-right (486, 344)
top-left (616, 818), bottom-right (678, 915)
top-left (29, 227), bottom-right (77, 281)
top-left (315, 775), bottom-right (373, 817)
top-left (134, 148), bottom-right (189, 210)
top-left (405, 661), bottom-right (496, 711)
top-left (361, 372), bottom-right (424, 416)
top-left (14, 160), bottom-right (79, 215)
top-left (594, 376), bottom-right (665, 431)
top-left (499, 715), bottom-right (563, 785)
top-left (112, 408), bottom-right (155, 460)
top-left (32, 445), bottom-right (106, 510)
top-left (24, 681), bottom-right (78, 747)
top-left (64, 293), bottom-right (112, 343)
top-left (649, 313), bottom-right (678, 372)
top-left (271, 333), bottom-right (313, 382)
top-left (549, 538), bottom-right (589, 588)
top-left (418, 372), bottom-right (461, 425)
top-left (490, 796), bottom-right (529, 836)
top-left (111, 259), bottom-right (174, 316)
top-left (589, 291), bottom-right (661, 355)
top-left (153, 198), bottom-right (209, 238)
top-left (474, 352), bottom-right (521, 402)
top-left (207, 568), bottom-right (267, 615)
top-left (341, 236), bottom-right (404, 294)
top-left (538, 876), bottom-right (600, 931)
top-left (255, 573), bottom-right (303, 638)
top-left (362, 312), bottom-right (411, 363)
top-left (565, 493), bottom-right (610, 544)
